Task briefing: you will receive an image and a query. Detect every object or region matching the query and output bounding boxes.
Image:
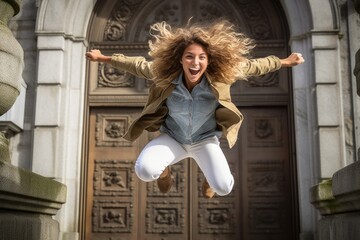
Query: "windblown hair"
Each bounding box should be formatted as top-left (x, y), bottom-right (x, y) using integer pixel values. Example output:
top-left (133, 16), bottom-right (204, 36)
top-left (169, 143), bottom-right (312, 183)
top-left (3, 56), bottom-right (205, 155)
top-left (148, 19), bottom-right (255, 85)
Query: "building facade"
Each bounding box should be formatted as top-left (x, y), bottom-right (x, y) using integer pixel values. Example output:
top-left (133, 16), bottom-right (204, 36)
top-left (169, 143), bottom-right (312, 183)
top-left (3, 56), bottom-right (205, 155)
top-left (2, 0), bottom-right (360, 239)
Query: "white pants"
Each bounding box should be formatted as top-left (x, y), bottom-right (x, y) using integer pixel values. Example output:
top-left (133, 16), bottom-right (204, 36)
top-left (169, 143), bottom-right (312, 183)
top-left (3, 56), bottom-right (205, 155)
top-left (135, 133), bottom-right (234, 196)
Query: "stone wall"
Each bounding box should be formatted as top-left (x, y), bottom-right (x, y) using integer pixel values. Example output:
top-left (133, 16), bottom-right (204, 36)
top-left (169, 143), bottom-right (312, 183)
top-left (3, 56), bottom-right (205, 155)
top-left (310, 1), bottom-right (360, 238)
top-left (0, 1), bottom-right (67, 239)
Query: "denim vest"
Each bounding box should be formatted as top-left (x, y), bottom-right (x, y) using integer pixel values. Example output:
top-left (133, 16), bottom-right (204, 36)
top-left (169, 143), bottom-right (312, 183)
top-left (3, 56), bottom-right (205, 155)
top-left (160, 72), bottom-right (221, 144)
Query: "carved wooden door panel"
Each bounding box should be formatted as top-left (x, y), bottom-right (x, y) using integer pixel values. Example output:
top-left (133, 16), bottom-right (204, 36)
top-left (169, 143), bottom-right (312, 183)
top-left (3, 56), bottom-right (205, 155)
top-left (83, 0), bottom-right (298, 239)
top-left (228, 107), bottom-right (295, 240)
top-left (86, 107), bottom-right (143, 240)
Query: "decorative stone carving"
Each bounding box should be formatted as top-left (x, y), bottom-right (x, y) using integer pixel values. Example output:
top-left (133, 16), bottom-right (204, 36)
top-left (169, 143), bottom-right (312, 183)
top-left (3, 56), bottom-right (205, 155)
top-left (92, 199), bottom-right (134, 233)
top-left (198, 2), bottom-right (227, 21)
top-left (238, 1), bottom-right (272, 39)
top-left (248, 114), bottom-right (283, 147)
top-left (93, 159), bottom-right (135, 196)
top-left (153, 2), bottom-right (180, 23)
top-left (248, 72), bottom-right (279, 87)
top-left (98, 62), bottom-right (135, 88)
top-left (105, 122), bottom-right (123, 138)
top-left (104, 1), bottom-right (135, 41)
top-left (133, 1), bottom-right (181, 42)
top-left (248, 160), bottom-right (284, 196)
top-left (255, 119), bottom-right (274, 139)
top-left (145, 199), bottom-right (185, 234)
top-left (96, 114), bottom-right (133, 147)
top-left (198, 200), bottom-right (236, 234)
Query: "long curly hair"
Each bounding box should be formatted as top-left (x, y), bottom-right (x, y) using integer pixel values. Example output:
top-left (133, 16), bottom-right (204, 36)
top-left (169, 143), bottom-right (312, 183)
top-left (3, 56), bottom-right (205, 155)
top-left (148, 19), bottom-right (255, 85)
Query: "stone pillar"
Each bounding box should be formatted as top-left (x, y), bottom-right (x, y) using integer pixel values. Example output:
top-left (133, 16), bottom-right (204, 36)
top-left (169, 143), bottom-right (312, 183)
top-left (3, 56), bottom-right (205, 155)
top-left (310, 2), bottom-right (360, 239)
top-left (354, 0), bottom-right (360, 161)
top-left (355, 0), bottom-right (360, 97)
top-left (353, 0), bottom-right (360, 161)
top-left (310, 161), bottom-right (360, 240)
top-left (0, 1), bottom-right (67, 239)
top-left (355, 50), bottom-right (360, 96)
top-left (0, 0), bottom-right (22, 117)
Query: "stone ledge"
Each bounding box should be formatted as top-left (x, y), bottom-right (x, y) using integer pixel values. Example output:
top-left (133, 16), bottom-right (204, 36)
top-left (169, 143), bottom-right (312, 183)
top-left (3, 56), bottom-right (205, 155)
top-left (332, 161), bottom-right (360, 196)
top-left (0, 161), bottom-right (66, 215)
top-left (310, 179), bottom-right (337, 215)
top-left (310, 162), bottom-right (360, 216)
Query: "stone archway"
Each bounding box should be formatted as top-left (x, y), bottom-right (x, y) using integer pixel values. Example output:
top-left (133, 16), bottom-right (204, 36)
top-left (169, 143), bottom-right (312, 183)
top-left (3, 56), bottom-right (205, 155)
top-left (83, 0), bottom-right (298, 239)
top-left (31, 0), bottom-right (343, 239)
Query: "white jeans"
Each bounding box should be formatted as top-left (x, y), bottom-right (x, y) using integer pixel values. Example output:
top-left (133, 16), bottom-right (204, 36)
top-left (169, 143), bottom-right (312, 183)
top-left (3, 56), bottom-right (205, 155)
top-left (135, 133), bottom-right (234, 196)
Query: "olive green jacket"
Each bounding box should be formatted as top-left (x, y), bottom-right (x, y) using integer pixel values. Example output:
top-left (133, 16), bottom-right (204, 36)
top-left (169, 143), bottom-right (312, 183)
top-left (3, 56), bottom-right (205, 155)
top-left (111, 54), bottom-right (282, 148)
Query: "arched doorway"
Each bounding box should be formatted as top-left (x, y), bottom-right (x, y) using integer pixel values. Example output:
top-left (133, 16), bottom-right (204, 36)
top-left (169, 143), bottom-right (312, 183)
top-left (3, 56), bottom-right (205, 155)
top-left (82, 0), bottom-right (298, 239)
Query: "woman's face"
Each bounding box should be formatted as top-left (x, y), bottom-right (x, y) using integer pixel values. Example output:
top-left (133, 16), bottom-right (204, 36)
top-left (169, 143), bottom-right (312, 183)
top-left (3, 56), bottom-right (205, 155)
top-left (181, 43), bottom-right (209, 90)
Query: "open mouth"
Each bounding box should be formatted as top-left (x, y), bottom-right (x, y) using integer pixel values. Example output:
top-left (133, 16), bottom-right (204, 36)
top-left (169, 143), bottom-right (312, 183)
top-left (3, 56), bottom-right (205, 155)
top-left (189, 68), bottom-right (200, 75)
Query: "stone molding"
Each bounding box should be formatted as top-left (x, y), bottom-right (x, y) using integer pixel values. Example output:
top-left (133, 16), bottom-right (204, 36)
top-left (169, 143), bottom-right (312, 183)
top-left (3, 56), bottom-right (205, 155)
top-left (310, 161), bottom-right (360, 216)
top-left (0, 161), bottom-right (67, 215)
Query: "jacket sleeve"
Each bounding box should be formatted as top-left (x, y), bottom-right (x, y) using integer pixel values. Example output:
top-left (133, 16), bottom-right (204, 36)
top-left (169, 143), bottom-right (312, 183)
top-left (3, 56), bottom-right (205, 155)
top-left (110, 54), bottom-right (154, 80)
top-left (238, 55), bottom-right (282, 77)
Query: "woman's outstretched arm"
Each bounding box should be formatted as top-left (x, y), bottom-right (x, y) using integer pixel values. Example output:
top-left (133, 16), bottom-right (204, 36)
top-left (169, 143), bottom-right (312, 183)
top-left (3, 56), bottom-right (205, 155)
top-left (280, 52), bottom-right (305, 67)
top-left (85, 49), bottom-right (111, 63)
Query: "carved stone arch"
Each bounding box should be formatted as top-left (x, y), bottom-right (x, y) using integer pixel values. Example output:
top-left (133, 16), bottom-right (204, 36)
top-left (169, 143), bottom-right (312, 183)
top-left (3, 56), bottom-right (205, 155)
top-left (309, 0), bottom-right (339, 29)
top-left (88, 0), bottom-right (289, 44)
top-left (242, 0), bottom-right (288, 40)
top-left (87, 0), bottom-right (182, 43)
top-left (193, 0), bottom-right (248, 32)
top-left (87, 0), bottom-right (119, 42)
top-left (128, 0), bottom-right (183, 42)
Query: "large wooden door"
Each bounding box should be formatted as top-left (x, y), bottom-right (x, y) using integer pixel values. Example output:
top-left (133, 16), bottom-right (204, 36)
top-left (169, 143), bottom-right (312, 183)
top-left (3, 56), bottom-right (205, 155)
top-left (225, 107), bottom-right (295, 240)
top-left (82, 0), bottom-right (298, 239)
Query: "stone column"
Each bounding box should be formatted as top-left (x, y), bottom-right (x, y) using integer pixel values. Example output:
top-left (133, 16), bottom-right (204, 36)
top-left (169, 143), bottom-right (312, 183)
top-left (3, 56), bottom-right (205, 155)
top-left (0, 1), bottom-right (67, 239)
top-left (353, 0), bottom-right (360, 161)
top-left (355, 0), bottom-right (360, 97)
top-left (310, 161), bottom-right (360, 240)
top-left (310, 4), bottom-right (360, 239)
top-left (0, 0), bottom-right (22, 118)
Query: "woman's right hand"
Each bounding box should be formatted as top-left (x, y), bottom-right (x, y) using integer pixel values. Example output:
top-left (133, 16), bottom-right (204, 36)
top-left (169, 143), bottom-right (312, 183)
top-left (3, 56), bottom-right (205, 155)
top-left (85, 49), bottom-right (111, 63)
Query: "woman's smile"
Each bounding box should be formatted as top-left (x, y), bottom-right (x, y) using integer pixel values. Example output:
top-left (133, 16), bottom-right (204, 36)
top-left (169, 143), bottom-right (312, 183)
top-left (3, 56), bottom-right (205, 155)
top-left (181, 43), bottom-right (209, 91)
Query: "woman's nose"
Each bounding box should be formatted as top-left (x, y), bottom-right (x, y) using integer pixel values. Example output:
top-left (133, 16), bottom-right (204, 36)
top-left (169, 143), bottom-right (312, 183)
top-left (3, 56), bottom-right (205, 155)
top-left (193, 57), bottom-right (199, 65)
